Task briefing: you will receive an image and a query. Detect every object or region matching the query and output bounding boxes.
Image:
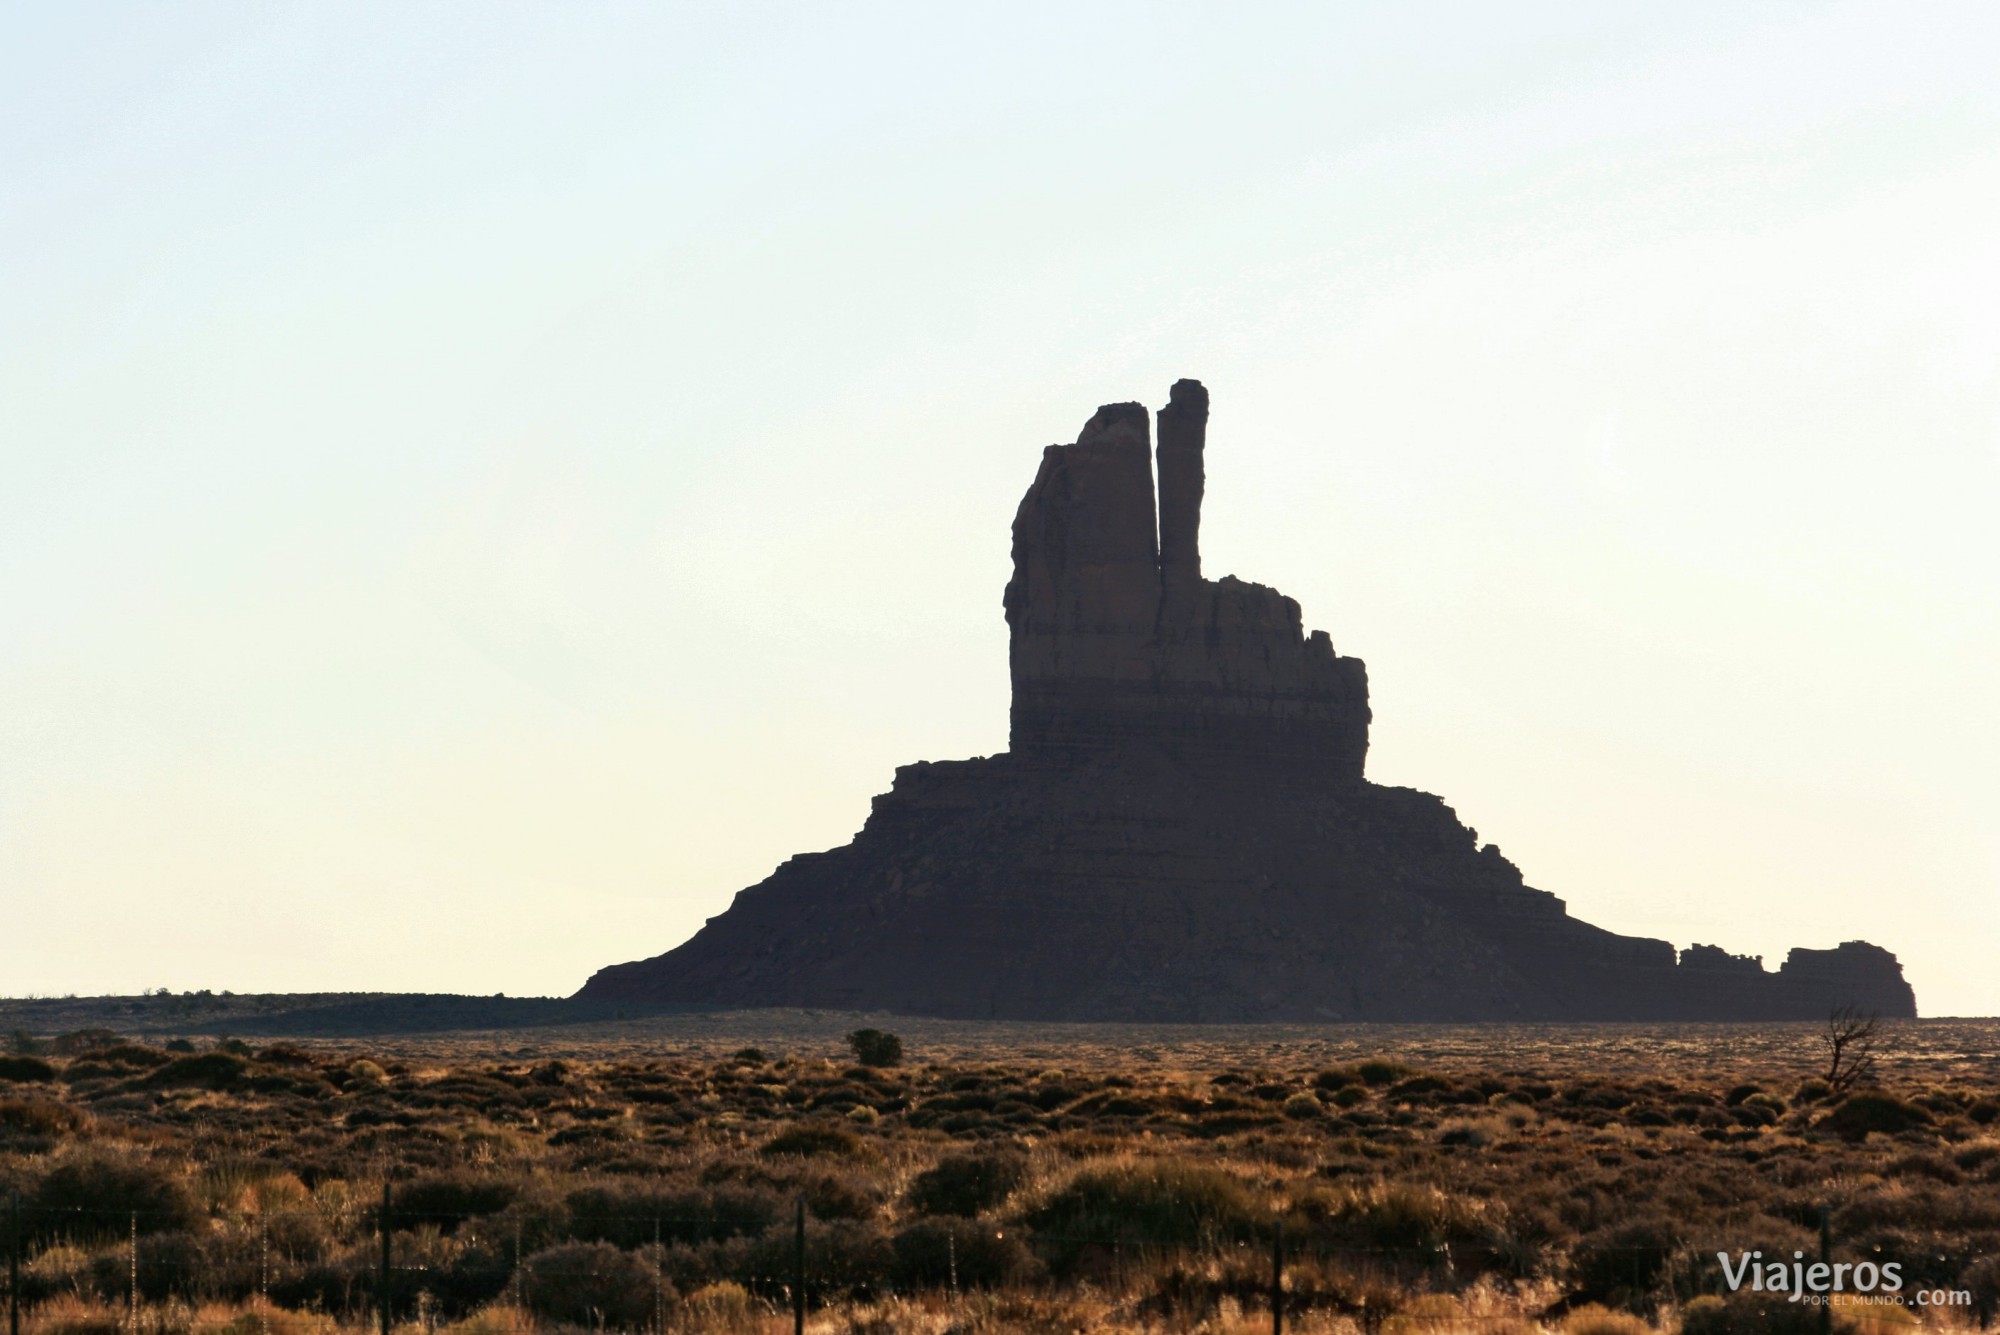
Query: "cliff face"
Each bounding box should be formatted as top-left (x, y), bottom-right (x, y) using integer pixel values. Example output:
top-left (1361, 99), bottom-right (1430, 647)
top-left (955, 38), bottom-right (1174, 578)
top-left (1003, 382), bottom-right (1370, 777)
top-left (580, 382), bottom-right (1916, 1022)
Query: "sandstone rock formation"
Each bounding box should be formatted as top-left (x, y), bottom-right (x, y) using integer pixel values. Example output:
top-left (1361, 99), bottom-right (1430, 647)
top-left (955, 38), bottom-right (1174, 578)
top-left (580, 383), bottom-right (1916, 1021)
top-left (1004, 381), bottom-right (1370, 777)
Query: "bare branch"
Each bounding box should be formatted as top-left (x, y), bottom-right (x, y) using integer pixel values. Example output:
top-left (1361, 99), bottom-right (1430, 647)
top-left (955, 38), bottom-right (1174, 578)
top-left (1822, 1004), bottom-right (1882, 1094)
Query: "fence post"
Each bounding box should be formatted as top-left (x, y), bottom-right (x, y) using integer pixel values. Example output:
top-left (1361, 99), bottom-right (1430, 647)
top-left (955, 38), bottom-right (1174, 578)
top-left (1819, 1205), bottom-right (1833, 1335)
top-left (128, 1211), bottom-right (137, 1334)
top-left (379, 1184), bottom-right (393, 1335)
top-left (793, 1195), bottom-right (806, 1335)
top-left (259, 1218), bottom-right (269, 1335)
top-left (1271, 1220), bottom-right (1284, 1335)
top-left (652, 1218), bottom-right (663, 1335)
top-left (9, 1192), bottom-right (20, 1335)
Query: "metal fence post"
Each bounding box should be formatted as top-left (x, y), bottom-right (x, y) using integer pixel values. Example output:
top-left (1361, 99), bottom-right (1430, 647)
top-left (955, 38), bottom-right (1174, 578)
top-left (1271, 1221), bottom-right (1284, 1335)
top-left (259, 1218), bottom-right (269, 1335)
top-left (379, 1184), bottom-right (393, 1335)
top-left (1819, 1205), bottom-right (1833, 1335)
top-left (793, 1195), bottom-right (806, 1335)
top-left (128, 1211), bottom-right (137, 1334)
top-left (9, 1192), bottom-right (20, 1335)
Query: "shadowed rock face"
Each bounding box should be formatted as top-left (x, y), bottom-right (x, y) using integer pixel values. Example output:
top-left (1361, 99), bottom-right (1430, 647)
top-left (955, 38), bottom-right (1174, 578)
top-left (1003, 380), bottom-right (1370, 777)
top-left (580, 382), bottom-right (1916, 1021)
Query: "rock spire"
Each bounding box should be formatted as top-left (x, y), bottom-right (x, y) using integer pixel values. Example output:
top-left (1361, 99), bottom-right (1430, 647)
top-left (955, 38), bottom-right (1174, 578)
top-left (579, 382), bottom-right (1916, 1022)
top-left (1004, 380), bottom-right (1370, 776)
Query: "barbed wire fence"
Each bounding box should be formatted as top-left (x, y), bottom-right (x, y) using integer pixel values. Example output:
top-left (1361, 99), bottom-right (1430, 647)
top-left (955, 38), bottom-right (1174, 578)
top-left (5, 1189), bottom-right (1990, 1334)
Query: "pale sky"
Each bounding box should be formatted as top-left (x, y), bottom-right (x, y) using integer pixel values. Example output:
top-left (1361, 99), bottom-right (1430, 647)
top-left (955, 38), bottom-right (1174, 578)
top-left (3, 3), bottom-right (1995, 1015)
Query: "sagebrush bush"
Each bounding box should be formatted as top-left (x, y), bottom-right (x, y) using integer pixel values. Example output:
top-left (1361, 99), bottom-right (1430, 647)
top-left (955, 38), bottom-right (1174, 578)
top-left (1355, 1060), bottom-right (1407, 1086)
top-left (760, 1123), bottom-right (867, 1159)
top-left (432, 1306), bottom-right (526, 1335)
top-left (0, 1055), bottom-right (56, 1082)
top-left (1733, 1099), bottom-right (1781, 1129)
top-left (477, 1179), bottom-right (574, 1255)
top-left (88, 1231), bottom-right (204, 1303)
top-left (268, 1248), bottom-right (373, 1317)
top-left (732, 1219), bottom-right (894, 1300)
top-left (1387, 1075), bottom-right (1452, 1102)
top-left (1290, 1182), bottom-right (1495, 1263)
top-left (521, 1241), bottom-right (667, 1329)
top-left (1025, 1158), bottom-right (1267, 1268)
top-left (0, 1099), bottom-right (87, 1138)
top-left (1281, 1092), bottom-right (1322, 1119)
top-left (144, 1053), bottom-right (249, 1090)
top-left (1560, 1303), bottom-right (1654, 1335)
top-left (1568, 1216), bottom-right (1681, 1313)
top-left (19, 1244), bottom-right (94, 1305)
top-left (30, 1152), bottom-right (197, 1244)
top-left (1438, 1117), bottom-right (1495, 1146)
top-left (47, 1031), bottom-right (119, 1057)
top-left (846, 1030), bottom-right (903, 1068)
top-left (20, 1294), bottom-right (126, 1335)
top-left (1824, 1093), bottom-right (1930, 1140)
top-left (422, 1241), bottom-right (521, 1318)
top-left (798, 1170), bottom-right (878, 1222)
top-left (890, 1218), bottom-right (1037, 1289)
top-left (681, 1281), bottom-right (764, 1330)
top-left (566, 1182), bottom-right (782, 1248)
top-left (253, 1044), bottom-right (315, 1066)
top-left (907, 1150), bottom-right (1026, 1217)
top-left (80, 1045), bottom-right (169, 1071)
top-left (391, 1172), bottom-right (520, 1232)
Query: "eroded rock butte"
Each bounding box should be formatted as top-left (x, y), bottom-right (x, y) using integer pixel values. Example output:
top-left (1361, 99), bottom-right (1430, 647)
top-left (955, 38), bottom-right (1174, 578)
top-left (581, 382), bottom-right (1915, 1021)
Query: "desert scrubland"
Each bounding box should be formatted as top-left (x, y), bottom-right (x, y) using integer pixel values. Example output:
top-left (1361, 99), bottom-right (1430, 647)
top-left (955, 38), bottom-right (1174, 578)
top-left (1, 1013), bottom-right (1997, 1334)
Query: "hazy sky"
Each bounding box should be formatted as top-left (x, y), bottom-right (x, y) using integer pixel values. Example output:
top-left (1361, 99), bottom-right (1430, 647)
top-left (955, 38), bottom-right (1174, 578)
top-left (4, 3), bottom-right (1996, 1014)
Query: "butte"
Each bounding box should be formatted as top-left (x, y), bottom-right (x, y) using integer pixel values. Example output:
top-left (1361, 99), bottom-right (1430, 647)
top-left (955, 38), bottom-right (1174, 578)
top-left (580, 381), bottom-right (1915, 1021)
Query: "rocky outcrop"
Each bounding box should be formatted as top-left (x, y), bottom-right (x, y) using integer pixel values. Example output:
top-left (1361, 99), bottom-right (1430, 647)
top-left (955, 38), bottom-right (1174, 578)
top-left (1003, 379), bottom-right (1370, 777)
top-left (581, 382), bottom-right (1916, 1022)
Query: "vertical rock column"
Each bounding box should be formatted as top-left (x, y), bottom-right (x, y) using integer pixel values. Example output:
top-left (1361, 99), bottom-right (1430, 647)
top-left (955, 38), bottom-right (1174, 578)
top-left (1003, 402), bottom-right (1162, 753)
top-left (1155, 377), bottom-right (1208, 610)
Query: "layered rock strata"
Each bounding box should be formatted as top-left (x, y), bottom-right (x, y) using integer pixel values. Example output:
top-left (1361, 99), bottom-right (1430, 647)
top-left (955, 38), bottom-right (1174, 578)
top-left (581, 382), bottom-right (1915, 1021)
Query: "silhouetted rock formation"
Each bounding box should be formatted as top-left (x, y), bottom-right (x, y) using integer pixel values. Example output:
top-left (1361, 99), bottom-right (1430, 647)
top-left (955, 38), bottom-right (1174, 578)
top-left (1004, 381), bottom-right (1370, 777)
top-left (581, 383), bottom-right (1916, 1021)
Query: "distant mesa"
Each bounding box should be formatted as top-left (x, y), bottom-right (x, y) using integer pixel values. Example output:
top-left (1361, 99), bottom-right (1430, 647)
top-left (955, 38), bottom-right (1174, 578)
top-left (581, 381), bottom-right (1915, 1021)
